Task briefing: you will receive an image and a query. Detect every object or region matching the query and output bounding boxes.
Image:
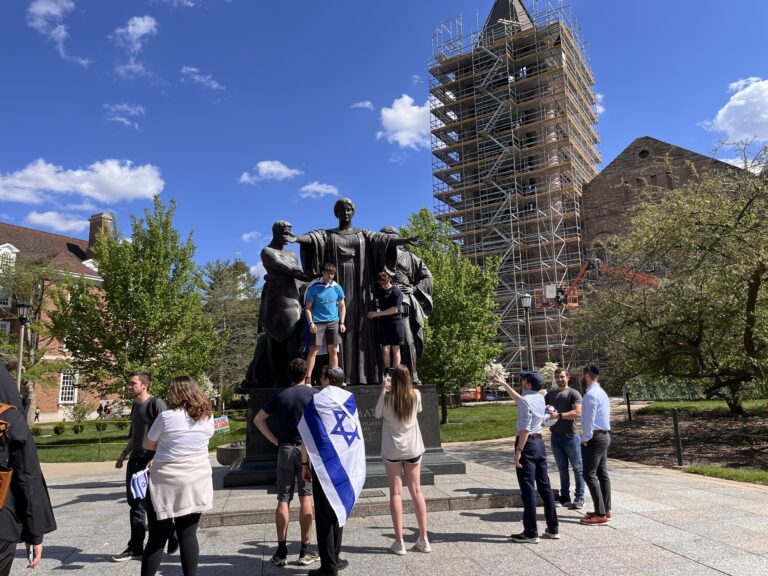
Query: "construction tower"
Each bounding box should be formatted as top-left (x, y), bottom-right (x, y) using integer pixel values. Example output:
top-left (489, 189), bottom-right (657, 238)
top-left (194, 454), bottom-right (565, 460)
top-left (429, 0), bottom-right (600, 372)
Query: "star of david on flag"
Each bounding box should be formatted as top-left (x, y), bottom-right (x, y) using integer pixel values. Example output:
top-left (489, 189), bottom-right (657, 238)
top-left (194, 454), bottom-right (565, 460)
top-left (330, 409), bottom-right (360, 446)
top-left (298, 386), bottom-right (366, 527)
top-left (130, 468), bottom-right (149, 500)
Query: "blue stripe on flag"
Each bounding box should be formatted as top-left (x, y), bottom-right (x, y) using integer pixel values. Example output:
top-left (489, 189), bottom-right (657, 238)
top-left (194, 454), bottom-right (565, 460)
top-left (303, 399), bottom-right (356, 519)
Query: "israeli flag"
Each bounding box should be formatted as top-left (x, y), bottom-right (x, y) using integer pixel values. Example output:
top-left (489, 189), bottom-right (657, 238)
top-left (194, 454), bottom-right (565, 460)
top-left (298, 386), bottom-right (366, 527)
top-left (130, 468), bottom-right (149, 500)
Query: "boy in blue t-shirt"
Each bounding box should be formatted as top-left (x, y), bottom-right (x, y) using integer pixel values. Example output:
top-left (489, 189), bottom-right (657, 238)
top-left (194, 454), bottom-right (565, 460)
top-left (304, 263), bottom-right (346, 383)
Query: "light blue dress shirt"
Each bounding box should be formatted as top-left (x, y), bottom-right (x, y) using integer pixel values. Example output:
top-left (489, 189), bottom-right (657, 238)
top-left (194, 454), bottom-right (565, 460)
top-left (516, 390), bottom-right (545, 435)
top-left (580, 382), bottom-right (611, 443)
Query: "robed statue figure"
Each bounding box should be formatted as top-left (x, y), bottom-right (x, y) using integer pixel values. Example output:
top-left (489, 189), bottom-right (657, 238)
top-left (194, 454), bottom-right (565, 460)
top-left (294, 198), bottom-right (416, 385)
top-left (242, 221), bottom-right (310, 387)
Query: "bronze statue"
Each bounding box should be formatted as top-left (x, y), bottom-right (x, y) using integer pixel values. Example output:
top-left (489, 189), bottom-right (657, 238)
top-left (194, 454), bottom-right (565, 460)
top-left (242, 221), bottom-right (310, 387)
top-left (380, 227), bottom-right (433, 384)
top-left (294, 199), bottom-right (416, 384)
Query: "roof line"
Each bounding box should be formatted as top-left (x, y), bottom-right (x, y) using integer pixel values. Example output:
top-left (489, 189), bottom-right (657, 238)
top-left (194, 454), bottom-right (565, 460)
top-left (0, 220), bottom-right (89, 244)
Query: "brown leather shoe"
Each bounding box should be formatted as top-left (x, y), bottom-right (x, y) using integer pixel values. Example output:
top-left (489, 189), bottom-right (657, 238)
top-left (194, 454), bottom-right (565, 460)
top-left (580, 515), bottom-right (609, 525)
top-left (586, 510), bottom-right (612, 519)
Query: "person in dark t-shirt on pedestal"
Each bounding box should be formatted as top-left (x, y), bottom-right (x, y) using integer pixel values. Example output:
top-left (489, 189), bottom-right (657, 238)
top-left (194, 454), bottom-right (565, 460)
top-left (253, 358), bottom-right (320, 567)
top-left (545, 368), bottom-right (585, 509)
top-left (367, 270), bottom-right (405, 381)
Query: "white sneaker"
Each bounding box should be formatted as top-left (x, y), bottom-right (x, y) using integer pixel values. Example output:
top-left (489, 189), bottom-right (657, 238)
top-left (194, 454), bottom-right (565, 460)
top-left (411, 537), bottom-right (431, 553)
top-left (390, 540), bottom-right (407, 555)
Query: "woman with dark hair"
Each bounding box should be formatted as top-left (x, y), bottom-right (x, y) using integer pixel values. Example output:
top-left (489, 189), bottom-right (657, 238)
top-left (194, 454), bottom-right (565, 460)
top-left (142, 376), bottom-right (214, 576)
top-left (374, 365), bottom-right (429, 555)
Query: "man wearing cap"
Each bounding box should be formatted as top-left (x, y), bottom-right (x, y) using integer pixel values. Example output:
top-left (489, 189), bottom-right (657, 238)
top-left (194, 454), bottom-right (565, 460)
top-left (493, 371), bottom-right (559, 543)
top-left (545, 368), bottom-right (585, 509)
top-left (579, 364), bottom-right (612, 525)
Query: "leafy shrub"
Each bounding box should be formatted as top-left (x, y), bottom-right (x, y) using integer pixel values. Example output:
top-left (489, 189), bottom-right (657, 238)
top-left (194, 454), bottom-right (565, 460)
top-left (31, 426), bottom-right (43, 437)
top-left (53, 424), bottom-right (65, 435)
top-left (72, 424), bottom-right (84, 434)
top-left (95, 422), bottom-right (108, 432)
top-left (115, 420), bottom-right (129, 430)
top-left (67, 400), bottom-right (95, 423)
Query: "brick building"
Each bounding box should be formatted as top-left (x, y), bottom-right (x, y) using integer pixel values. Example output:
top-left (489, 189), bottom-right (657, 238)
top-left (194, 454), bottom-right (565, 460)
top-left (0, 213), bottom-right (113, 422)
top-left (582, 136), bottom-right (734, 261)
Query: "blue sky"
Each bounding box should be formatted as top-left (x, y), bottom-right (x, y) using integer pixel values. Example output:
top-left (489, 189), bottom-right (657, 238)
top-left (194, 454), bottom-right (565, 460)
top-left (1, 1), bottom-right (767, 278)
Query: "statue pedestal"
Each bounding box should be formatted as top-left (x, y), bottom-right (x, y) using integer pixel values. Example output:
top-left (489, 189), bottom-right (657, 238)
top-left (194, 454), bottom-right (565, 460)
top-left (223, 384), bottom-right (466, 488)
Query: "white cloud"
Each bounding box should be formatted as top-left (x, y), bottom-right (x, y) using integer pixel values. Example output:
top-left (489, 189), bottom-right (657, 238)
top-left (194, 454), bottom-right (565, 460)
top-left (180, 66), bottom-right (226, 90)
top-left (249, 261), bottom-right (266, 279)
top-left (0, 158), bottom-right (164, 205)
top-left (351, 100), bottom-right (374, 111)
top-left (718, 155), bottom-right (766, 175)
top-left (239, 160), bottom-right (302, 184)
top-left (25, 211), bottom-right (89, 233)
top-left (67, 200), bottom-right (98, 212)
top-left (595, 92), bottom-right (606, 115)
top-left (115, 58), bottom-right (148, 79)
top-left (299, 181), bottom-right (339, 199)
top-left (113, 15), bottom-right (158, 55)
top-left (728, 77), bottom-right (762, 93)
top-left (706, 77), bottom-right (768, 142)
top-left (103, 103), bottom-right (146, 129)
top-left (26, 0), bottom-right (89, 65)
top-left (411, 74), bottom-right (423, 85)
top-left (241, 231), bottom-right (261, 243)
top-left (376, 94), bottom-right (431, 149)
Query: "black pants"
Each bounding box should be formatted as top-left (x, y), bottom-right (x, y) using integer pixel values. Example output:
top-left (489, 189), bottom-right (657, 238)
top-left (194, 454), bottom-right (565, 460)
top-left (126, 453), bottom-right (154, 552)
top-left (515, 437), bottom-right (558, 537)
top-left (312, 470), bottom-right (343, 575)
top-left (0, 540), bottom-right (16, 576)
top-left (582, 432), bottom-right (612, 516)
top-left (141, 491), bottom-right (201, 576)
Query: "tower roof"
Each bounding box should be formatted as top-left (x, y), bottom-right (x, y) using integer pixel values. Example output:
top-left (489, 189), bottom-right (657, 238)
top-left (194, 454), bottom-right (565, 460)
top-left (483, 0), bottom-right (533, 33)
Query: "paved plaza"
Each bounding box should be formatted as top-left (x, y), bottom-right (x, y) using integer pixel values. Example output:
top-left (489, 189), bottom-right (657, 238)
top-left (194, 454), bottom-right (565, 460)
top-left (16, 439), bottom-right (768, 576)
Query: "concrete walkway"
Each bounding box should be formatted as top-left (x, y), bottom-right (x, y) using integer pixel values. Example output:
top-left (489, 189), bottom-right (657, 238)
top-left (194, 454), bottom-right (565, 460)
top-left (20, 440), bottom-right (768, 576)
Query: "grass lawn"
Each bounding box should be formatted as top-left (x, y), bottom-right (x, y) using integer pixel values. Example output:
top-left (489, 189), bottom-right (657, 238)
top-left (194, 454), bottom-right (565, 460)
top-left (638, 399), bottom-right (767, 415)
top-left (685, 464), bottom-right (768, 486)
top-left (34, 418), bottom-right (248, 463)
top-left (440, 403), bottom-right (517, 443)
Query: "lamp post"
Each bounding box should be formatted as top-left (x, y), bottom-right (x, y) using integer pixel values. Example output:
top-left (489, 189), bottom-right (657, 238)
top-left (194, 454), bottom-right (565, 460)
top-left (520, 293), bottom-right (534, 369)
top-left (15, 302), bottom-right (31, 394)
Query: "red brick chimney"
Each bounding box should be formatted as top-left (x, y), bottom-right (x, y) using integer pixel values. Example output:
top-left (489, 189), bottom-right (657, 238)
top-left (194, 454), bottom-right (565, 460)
top-left (87, 213), bottom-right (113, 258)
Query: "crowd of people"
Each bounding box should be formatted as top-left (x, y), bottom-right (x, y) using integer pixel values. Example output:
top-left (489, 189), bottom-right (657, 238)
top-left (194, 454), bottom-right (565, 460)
top-left (0, 262), bottom-right (612, 576)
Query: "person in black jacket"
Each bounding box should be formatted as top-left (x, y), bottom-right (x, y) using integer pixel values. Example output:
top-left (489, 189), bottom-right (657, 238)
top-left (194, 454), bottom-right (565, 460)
top-left (0, 364), bottom-right (56, 574)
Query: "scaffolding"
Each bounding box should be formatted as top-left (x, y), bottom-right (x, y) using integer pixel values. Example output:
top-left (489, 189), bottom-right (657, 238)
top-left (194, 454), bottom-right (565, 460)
top-left (429, 0), bottom-right (600, 372)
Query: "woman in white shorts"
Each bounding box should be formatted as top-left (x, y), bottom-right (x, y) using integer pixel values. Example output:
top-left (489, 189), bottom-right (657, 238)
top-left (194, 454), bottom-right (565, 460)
top-left (375, 365), bottom-right (430, 555)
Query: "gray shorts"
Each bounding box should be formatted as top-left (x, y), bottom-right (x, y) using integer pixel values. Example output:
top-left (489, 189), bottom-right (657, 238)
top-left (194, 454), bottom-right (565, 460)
top-left (311, 321), bottom-right (341, 347)
top-left (276, 443), bottom-right (312, 502)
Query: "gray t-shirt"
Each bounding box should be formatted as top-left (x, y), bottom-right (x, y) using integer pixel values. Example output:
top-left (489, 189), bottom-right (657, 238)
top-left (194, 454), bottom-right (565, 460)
top-left (544, 387), bottom-right (582, 436)
top-left (130, 395), bottom-right (167, 456)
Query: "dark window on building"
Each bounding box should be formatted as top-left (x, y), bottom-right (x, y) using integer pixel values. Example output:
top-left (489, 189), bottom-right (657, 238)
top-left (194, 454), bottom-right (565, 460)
top-left (650, 174), bottom-right (658, 186)
top-left (636, 177), bottom-right (646, 188)
top-left (639, 150), bottom-right (650, 159)
top-left (665, 172), bottom-right (674, 189)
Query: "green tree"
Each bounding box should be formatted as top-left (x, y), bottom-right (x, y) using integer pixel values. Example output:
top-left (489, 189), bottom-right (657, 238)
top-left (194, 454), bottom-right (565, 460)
top-left (202, 259), bottom-right (260, 405)
top-left (572, 147), bottom-right (768, 415)
top-left (0, 261), bottom-right (70, 425)
top-left (49, 196), bottom-right (219, 398)
top-left (401, 208), bottom-right (503, 423)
